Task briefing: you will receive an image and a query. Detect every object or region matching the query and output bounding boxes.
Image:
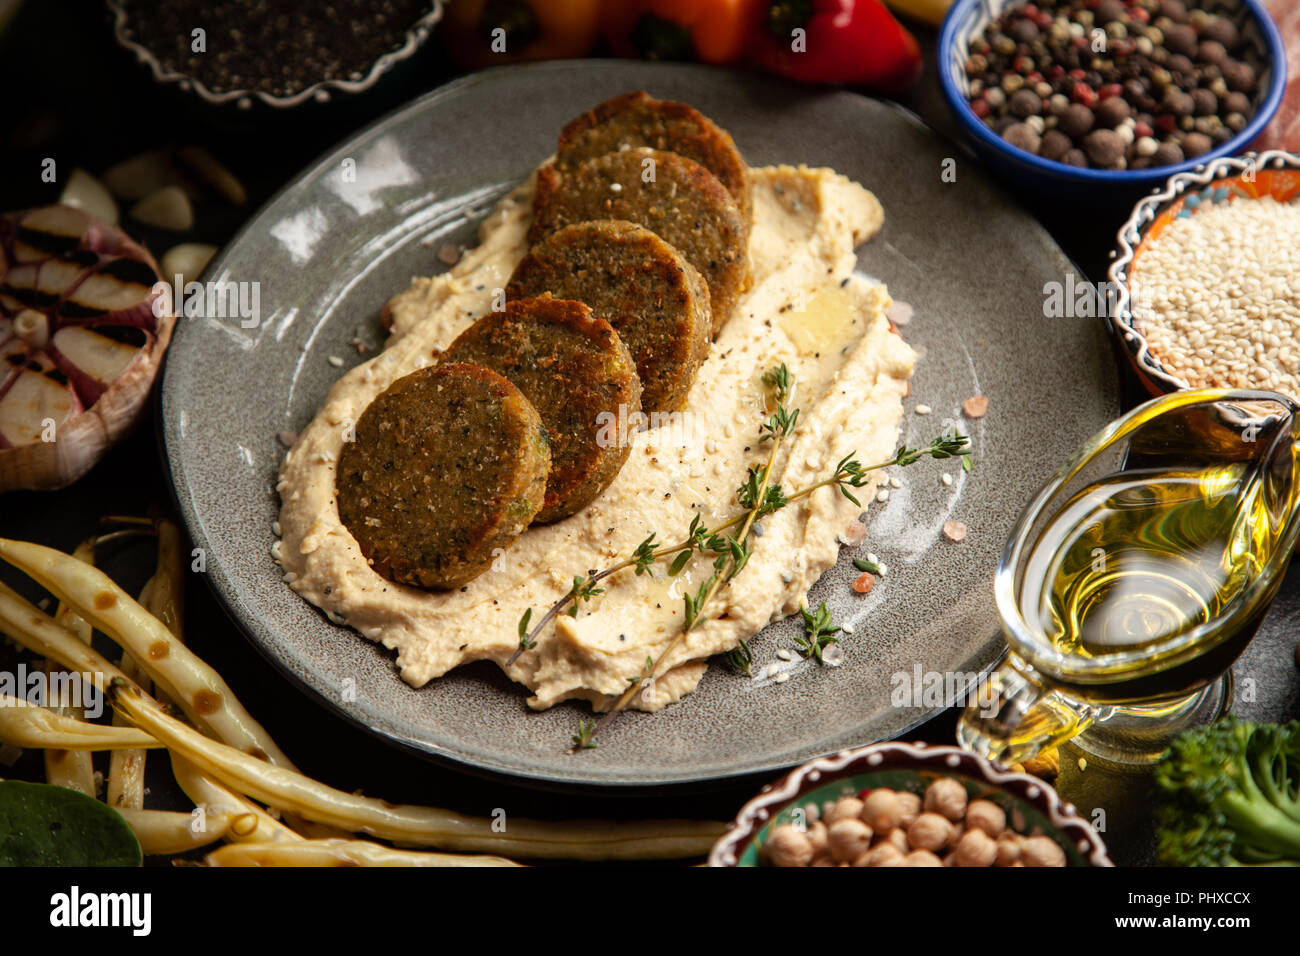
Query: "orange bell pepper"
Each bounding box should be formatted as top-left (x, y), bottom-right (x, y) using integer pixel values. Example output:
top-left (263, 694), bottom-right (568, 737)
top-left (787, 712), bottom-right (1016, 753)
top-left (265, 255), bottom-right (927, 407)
top-left (439, 0), bottom-right (602, 70)
top-left (601, 0), bottom-right (763, 65)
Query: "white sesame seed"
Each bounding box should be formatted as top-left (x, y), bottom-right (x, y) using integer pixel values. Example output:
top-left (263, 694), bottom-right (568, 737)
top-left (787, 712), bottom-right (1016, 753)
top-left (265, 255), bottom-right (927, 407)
top-left (889, 476), bottom-right (901, 488)
top-left (776, 649), bottom-right (792, 661)
top-left (609, 182), bottom-right (623, 192)
top-left (774, 672), bottom-right (789, 684)
top-left (876, 489), bottom-right (889, 503)
top-left (915, 404), bottom-right (932, 415)
top-left (866, 553), bottom-right (879, 564)
top-left (1131, 197), bottom-right (1300, 400)
top-left (327, 355), bottom-right (344, 367)
top-left (942, 473), bottom-right (954, 486)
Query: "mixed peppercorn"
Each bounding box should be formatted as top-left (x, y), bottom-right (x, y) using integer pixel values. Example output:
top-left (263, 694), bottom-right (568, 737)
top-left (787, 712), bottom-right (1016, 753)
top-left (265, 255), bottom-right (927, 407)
top-left (964, 0), bottom-right (1262, 170)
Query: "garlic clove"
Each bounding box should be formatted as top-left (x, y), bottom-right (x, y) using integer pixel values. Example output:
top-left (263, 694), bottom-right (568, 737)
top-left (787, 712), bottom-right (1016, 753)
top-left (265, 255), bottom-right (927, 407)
top-left (0, 353), bottom-right (79, 448)
top-left (176, 147), bottom-right (247, 206)
top-left (58, 168), bottom-right (118, 226)
top-left (102, 149), bottom-right (186, 201)
top-left (161, 243), bottom-right (217, 288)
top-left (48, 325), bottom-right (145, 406)
top-left (130, 186), bottom-right (194, 232)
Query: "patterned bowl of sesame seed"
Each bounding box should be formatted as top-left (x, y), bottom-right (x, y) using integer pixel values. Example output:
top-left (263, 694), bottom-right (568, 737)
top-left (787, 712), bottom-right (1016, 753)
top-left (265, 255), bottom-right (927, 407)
top-left (107, 0), bottom-right (444, 112)
top-left (1107, 148), bottom-right (1300, 398)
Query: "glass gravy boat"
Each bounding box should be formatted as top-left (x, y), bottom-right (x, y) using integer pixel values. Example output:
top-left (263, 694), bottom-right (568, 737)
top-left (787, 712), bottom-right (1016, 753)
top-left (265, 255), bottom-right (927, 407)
top-left (959, 389), bottom-right (1300, 766)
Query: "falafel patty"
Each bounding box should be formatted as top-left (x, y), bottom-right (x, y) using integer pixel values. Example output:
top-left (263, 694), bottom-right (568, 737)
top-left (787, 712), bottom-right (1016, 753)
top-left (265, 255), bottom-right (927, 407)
top-left (506, 220), bottom-right (711, 414)
top-left (439, 295), bottom-right (642, 523)
top-left (336, 362), bottom-right (550, 591)
top-left (529, 148), bottom-right (747, 334)
top-left (556, 91), bottom-right (752, 225)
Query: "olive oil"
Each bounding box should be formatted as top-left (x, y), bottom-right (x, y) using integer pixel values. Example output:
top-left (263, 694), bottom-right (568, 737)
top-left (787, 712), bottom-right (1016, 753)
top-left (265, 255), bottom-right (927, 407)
top-left (1017, 461), bottom-right (1290, 703)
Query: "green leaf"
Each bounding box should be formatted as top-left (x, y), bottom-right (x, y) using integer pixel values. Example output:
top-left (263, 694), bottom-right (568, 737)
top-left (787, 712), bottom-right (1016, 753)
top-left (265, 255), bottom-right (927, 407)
top-left (853, 557), bottom-right (880, 574)
top-left (0, 781), bottom-right (141, 866)
top-left (669, 549), bottom-right (692, 576)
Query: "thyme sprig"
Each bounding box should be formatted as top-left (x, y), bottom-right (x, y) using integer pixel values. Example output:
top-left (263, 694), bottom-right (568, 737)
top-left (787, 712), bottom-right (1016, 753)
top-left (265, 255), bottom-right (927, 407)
top-left (726, 638), bottom-right (754, 676)
top-left (496, 364), bottom-right (974, 754)
top-left (794, 601), bottom-right (841, 664)
top-left (575, 366), bottom-right (798, 750)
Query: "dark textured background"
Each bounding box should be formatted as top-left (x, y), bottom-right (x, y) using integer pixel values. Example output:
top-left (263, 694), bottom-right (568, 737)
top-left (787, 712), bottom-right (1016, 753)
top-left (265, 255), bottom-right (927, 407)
top-left (0, 0), bottom-right (1296, 866)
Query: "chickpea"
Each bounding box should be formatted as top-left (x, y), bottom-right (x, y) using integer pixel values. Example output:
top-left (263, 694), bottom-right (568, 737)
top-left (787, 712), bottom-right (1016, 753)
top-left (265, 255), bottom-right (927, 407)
top-left (953, 828), bottom-right (999, 867)
top-left (995, 832), bottom-right (1022, 866)
top-left (876, 827), bottom-right (909, 853)
top-left (896, 790), bottom-right (922, 827)
top-left (855, 843), bottom-right (905, 867)
top-left (765, 823), bottom-right (814, 867)
top-left (965, 798), bottom-right (1006, 838)
top-left (906, 812), bottom-right (955, 852)
top-left (806, 820), bottom-right (829, 856)
top-left (827, 818), bottom-right (873, 862)
top-left (924, 777), bottom-right (968, 821)
top-left (1022, 835), bottom-right (1067, 867)
top-left (861, 789), bottom-right (902, 832)
top-left (901, 849), bottom-right (944, 866)
top-left (825, 795), bottom-right (866, 824)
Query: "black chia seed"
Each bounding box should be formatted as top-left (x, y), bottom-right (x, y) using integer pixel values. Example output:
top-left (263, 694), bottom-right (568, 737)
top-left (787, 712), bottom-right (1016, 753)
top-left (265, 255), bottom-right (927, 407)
top-left (125, 0), bottom-right (433, 96)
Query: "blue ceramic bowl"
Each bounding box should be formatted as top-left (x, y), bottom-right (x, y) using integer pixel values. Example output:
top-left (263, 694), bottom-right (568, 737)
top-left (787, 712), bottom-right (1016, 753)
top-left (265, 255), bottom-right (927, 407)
top-left (938, 0), bottom-right (1287, 195)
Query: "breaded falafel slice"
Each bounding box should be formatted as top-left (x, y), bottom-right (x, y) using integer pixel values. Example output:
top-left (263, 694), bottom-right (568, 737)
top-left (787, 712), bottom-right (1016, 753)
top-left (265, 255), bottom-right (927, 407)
top-left (530, 148), bottom-right (747, 334)
top-left (507, 220), bottom-right (711, 413)
top-left (336, 362), bottom-right (550, 591)
top-left (440, 295), bottom-right (642, 523)
top-left (556, 91), bottom-right (752, 225)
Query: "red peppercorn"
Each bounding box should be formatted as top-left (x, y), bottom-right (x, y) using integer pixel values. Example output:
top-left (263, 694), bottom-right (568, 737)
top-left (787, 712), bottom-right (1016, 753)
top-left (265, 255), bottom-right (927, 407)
top-left (1068, 68), bottom-right (1087, 81)
top-left (1155, 113), bottom-right (1177, 135)
top-left (972, 98), bottom-right (991, 118)
top-left (1130, 6), bottom-right (1150, 23)
top-left (1072, 84), bottom-right (1097, 107)
top-left (1047, 64), bottom-right (1065, 80)
top-left (1022, 2), bottom-right (1038, 14)
top-left (1135, 121), bottom-right (1154, 138)
top-left (1098, 83), bottom-right (1123, 100)
top-left (1014, 54), bottom-right (1035, 74)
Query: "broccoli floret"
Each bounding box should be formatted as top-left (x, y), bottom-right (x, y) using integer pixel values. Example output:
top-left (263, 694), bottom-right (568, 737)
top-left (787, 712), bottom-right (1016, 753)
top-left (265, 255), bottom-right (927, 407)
top-left (1154, 718), bottom-right (1300, 866)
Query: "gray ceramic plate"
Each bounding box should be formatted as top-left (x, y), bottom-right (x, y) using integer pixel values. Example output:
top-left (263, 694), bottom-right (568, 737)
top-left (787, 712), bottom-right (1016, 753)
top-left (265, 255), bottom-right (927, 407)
top-left (160, 61), bottom-right (1119, 788)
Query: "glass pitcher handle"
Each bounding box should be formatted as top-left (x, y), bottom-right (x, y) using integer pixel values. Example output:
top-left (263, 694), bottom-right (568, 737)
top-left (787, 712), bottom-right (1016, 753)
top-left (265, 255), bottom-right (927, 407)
top-left (958, 656), bottom-right (1100, 766)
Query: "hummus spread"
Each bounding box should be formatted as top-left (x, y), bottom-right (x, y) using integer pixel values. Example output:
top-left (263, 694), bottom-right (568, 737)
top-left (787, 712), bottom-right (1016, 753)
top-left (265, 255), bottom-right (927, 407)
top-left (275, 164), bottom-right (917, 711)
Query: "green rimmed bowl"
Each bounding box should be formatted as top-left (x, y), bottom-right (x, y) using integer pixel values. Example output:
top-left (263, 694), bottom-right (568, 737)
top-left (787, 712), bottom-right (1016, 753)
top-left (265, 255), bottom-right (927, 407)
top-left (709, 741), bottom-right (1113, 867)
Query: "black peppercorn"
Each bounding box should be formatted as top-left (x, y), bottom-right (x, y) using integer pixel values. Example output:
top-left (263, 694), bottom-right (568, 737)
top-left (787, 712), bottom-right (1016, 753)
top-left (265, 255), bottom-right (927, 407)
top-left (1003, 122), bottom-right (1042, 153)
top-left (1152, 141), bottom-right (1184, 165)
top-left (1084, 128), bottom-right (1125, 166)
top-left (1040, 129), bottom-right (1074, 161)
top-left (1009, 88), bottom-right (1043, 118)
top-left (1060, 102), bottom-right (1096, 137)
top-left (1095, 96), bottom-right (1131, 127)
top-left (1182, 131), bottom-right (1213, 157)
top-left (1164, 23), bottom-right (1198, 58)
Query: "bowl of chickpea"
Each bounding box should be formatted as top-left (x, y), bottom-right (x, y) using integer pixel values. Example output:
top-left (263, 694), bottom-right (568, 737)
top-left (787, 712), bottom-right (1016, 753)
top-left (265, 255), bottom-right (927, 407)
top-left (708, 741), bottom-right (1113, 867)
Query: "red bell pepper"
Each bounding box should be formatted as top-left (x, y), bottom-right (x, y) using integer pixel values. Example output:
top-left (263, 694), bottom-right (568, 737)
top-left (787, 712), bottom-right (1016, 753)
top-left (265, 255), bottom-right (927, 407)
top-left (750, 0), bottom-right (923, 92)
